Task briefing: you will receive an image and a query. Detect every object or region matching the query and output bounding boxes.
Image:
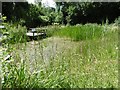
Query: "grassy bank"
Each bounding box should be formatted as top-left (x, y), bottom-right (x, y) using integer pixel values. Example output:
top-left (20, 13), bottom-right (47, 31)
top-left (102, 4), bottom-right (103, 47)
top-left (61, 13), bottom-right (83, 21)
top-left (54, 24), bottom-right (104, 41)
top-left (1, 23), bottom-right (118, 88)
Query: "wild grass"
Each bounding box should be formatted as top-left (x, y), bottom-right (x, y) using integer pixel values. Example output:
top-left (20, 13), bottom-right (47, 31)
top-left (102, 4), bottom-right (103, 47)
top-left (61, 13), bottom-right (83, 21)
top-left (53, 24), bottom-right (104, 41)
top-left (1, 23), bottom-right (118, 88)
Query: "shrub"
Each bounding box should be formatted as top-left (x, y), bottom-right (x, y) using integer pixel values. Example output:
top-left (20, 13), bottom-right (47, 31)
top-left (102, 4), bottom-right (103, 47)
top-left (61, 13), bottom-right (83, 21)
top-left (2, 23), bottom-right (27, 44)
top-left (114, 16), bottom-right (120, 25)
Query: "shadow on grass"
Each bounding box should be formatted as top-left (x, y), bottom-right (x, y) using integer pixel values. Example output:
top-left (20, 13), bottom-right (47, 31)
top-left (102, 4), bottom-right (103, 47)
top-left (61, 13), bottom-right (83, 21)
top-left (26, 33), bottom-right (47, 42)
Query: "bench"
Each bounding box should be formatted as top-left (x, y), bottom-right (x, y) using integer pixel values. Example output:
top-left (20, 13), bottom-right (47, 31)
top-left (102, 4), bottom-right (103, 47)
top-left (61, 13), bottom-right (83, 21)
top-left (26, 28), bottom-right (47, 40)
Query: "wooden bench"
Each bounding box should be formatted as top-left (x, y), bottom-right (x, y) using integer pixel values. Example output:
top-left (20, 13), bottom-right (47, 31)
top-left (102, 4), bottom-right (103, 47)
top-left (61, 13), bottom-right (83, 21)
top-left (26, 28), bottom-right (47, 40)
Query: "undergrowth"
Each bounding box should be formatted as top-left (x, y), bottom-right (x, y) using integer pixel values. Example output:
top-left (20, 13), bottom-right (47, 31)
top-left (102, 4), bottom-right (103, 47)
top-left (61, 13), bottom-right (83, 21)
top-left (1, 23), bottom-right (118, 88)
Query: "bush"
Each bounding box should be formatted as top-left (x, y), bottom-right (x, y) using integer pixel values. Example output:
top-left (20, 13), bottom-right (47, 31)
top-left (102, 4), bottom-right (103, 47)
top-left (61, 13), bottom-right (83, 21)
top-left (2, 23), bottom-right (27, 44)
top-left (114, 16), bottom-right (120, 25)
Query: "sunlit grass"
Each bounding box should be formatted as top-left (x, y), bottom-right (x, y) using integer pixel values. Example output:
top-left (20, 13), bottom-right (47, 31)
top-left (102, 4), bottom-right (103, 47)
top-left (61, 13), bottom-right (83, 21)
top-left (54, 24), bottom-right (104, 41)
top-left (1, 23), bottom-right (118, 88)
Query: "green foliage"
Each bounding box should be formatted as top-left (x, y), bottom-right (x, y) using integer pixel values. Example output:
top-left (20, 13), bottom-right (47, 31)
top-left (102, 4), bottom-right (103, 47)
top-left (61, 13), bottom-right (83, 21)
top-left (2, 2), bottom-right (120, 27)
top-left (40, 7), bottom-right (62, 24)
top-left (54, 12), bottom-right (63, 24)
top-left (114, 16), bottom-right (120, 25)
top-left (60, 2), bottom-right (120, 25)
top-left (40, 16), bottom-right (50, 23)
top-left (25, 4), bottom-right (63, 27)
top-left (2, 23), bottom-right (27, 44)
top-left (1, 16), bottom-right (7, 21)
top-left (1, 24), bottom-right (118, 88)
top-left (25, 4), bottom-right (43, 27)
top-left (45, 25), bottom-right (61, 37)
top-left (54, 24), bottom-right (104, 41)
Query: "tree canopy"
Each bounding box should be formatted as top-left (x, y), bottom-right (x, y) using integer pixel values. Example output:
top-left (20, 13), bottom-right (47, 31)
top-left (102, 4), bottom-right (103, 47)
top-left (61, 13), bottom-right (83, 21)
top-left (2, 2), bottom-right (120, 27)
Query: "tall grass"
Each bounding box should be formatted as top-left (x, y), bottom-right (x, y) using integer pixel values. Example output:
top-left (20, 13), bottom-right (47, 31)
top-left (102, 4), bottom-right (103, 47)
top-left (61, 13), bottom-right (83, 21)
top-left (1, 23), bottom-right (118, 88)
top-left (54, 24), bottom-right (106, 41)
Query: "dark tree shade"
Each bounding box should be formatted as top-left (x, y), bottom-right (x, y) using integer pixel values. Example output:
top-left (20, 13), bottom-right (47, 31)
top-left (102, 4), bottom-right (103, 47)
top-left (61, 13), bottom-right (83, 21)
top-left (2, 2), bottom-right (29, 22)
top-left (60, 2), bottom-right (120, 25)
top-left (2, 2), bottom-right (120, 27)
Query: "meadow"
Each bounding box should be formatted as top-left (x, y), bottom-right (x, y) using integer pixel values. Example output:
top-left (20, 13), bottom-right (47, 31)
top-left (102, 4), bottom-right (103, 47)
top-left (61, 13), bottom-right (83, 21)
top-left (1, 23), bottom-right (118, 88)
